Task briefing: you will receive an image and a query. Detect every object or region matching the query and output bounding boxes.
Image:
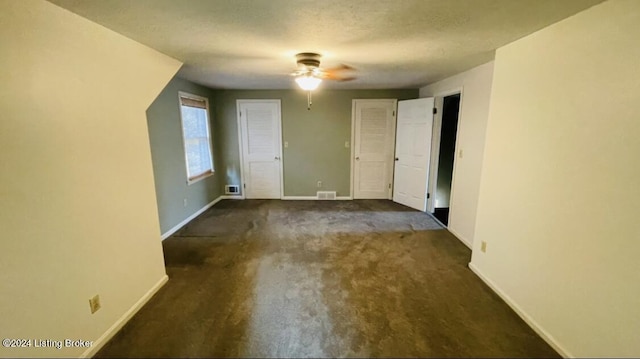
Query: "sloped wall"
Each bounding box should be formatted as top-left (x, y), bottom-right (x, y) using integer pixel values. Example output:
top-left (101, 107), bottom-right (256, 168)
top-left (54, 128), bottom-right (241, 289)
top-left (0, 1), bottom-right (181, 357)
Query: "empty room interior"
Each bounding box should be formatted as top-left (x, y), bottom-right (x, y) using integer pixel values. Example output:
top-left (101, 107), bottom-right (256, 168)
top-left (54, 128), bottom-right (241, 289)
top-left (2, 0), bottom-right (639, 358)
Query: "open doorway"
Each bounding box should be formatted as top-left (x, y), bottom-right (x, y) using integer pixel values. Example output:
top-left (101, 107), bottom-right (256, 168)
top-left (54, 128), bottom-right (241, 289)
top-left (432, 94), bottom-right (460, 226)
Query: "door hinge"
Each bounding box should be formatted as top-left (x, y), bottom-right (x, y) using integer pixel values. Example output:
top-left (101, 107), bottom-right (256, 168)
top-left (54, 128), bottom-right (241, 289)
top-left (389, 183), bottom-right (391, 189)
top-left (240, 111), bottom-right (242, 117)
top-left (392, 110), bottom-right (395, 116)
top-left (427, 192), bottom-right (430, 199)
top-left (243, 183), bottom-right (246, 189)
top-left (433, 108), bottom-right (437, 114)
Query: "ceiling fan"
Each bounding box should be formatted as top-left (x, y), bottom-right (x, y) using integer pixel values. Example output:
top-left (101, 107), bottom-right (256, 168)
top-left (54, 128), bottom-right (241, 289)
top-left (291, 52), bottom-right (356, 109)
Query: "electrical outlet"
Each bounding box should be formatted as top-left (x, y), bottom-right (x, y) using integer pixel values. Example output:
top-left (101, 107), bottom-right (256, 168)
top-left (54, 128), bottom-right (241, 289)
top-left (459, 149), bottom-right (464, 158)
top-left (481, 241), bottom-right (487, 253)
top-left (183, 198), bottom-right (187, 207)
top-left (317, 181), bottom-right (322, 188)
top-left (345, 141), bottom-right (350, 148)
top-left (284, 141), bottom-right (289, 148)
top-left (89, 295), bottom-right (101, 314)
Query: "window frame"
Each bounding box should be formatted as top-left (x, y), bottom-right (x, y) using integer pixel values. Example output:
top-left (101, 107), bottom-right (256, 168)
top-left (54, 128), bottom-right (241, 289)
top-left (178, 91), bottom-right (214, 185)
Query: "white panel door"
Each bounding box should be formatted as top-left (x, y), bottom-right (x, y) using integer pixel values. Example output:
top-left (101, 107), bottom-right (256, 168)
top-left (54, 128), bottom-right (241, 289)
top-left (353, 99), bottom-right (397, 199)
top-left (238, 100), bottom-right (282, 199)
top-left (393, 98), bottom-right (434, 211)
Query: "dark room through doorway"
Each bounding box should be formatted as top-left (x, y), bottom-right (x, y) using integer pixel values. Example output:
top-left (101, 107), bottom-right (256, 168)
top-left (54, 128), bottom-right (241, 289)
top-left (433, 93), bottom-right (460, 226)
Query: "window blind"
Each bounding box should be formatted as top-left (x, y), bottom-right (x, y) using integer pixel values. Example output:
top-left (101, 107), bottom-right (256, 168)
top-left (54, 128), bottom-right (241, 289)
top-left (180, 96), bottom-right (207, 109)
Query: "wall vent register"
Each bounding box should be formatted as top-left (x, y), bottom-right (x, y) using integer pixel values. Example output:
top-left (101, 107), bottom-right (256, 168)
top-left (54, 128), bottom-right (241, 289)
top-left (225, 185), bottom-right (240, 195)
top-left (317, 191), bottom-right (337, 200)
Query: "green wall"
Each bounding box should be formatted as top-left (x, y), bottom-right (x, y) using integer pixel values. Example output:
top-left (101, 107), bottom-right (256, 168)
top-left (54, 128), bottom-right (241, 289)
top-left (147, 84), bottom-right (417, 233)
top-left (214, 89), bottom-right (418, 197)
top-left (147, 76), bottom-right (222, 234)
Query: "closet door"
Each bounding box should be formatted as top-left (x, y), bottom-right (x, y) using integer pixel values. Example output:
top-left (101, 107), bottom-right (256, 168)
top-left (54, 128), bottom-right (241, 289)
top-left (352, 99), bottom-right (397, 199)
top-left (238, 100), bottom-right (283, 199)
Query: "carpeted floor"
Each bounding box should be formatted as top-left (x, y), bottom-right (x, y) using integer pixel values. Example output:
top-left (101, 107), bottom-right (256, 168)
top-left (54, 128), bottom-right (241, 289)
top-left (96, 199), bottom-right (559, 358)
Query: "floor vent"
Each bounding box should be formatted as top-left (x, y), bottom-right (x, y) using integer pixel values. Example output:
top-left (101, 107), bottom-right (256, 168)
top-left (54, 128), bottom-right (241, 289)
top-left (317, 191), bottom-right (337, 200)
top-left (225, 185), bottom-right (240, 195)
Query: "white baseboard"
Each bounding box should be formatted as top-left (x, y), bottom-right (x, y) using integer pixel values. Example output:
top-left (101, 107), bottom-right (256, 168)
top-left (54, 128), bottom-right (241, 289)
top-left (81, 275), bottom-right (168, 358)
top-left (161, 196), bottom-right (223, 240)
top-left (282, 196), bottom-right (353, 200)
top-left (449, 227), bottom-right (472, 249)
top-left (220, 195), bottom-right (244, 200)
top-left (468, 263), bottom-right (571, 358)
top-left (425, 212), bottom-right (472, 250)
top-left (282, 196), bottom-right (316, 200)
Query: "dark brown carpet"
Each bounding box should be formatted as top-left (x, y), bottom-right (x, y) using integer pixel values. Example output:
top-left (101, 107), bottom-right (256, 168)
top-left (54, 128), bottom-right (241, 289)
top-left (96, 199), bottom-right (559, 358)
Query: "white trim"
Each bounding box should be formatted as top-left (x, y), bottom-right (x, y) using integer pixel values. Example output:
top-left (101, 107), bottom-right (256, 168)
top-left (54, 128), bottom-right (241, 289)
top-left (160, 196), bottom-right (223, 240)
top-left (185, 171), bottom-right (214, 186)
top-left (81, 275), bottom-right (168, 358)
top-left (278, 103), bottom-right (284, 200)
top-left (448, 227), bottom-right (472, 249)
top-left (468, 263), bottom-right (571, 358)
top-left (426, 211), bottom-right (472, 249)
top-left (236, 102), bottom-right (246, 198)
top-left (350, 100), bottom-right (356, 199)
top-left (433, 87), bottom-right (464, 99)
top-left (220, 194), bottom-right (244, 200)
top-left (281, 196), bottom-right (353, 200)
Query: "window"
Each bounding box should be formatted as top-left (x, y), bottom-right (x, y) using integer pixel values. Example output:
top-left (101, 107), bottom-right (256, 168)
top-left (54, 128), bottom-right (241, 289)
top-left (179, 92), bottom-right (214, 184)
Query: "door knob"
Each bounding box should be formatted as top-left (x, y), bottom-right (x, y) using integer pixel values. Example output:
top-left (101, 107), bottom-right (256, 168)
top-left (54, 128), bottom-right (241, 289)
top-left (395, 157), bottom-right (399, 161)
top-left (275, 156), bottom-right (280, 160)
top-left (356, 157), bottom-right (360, 160)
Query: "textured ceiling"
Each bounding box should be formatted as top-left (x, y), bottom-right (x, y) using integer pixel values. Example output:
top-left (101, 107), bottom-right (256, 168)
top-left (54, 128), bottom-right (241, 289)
top-left (49, 0), bottom-right (603, 90)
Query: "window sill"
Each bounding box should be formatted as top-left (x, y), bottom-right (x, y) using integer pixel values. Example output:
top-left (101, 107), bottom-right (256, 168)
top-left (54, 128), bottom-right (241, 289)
top-left (187, 170), bottom-right (214, 185)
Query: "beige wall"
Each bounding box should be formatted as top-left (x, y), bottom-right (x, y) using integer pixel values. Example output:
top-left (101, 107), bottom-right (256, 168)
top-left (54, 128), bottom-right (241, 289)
top-left (420, 61), bottom-right (494, 247)
top-left (214, 89), bottom-right (418, 197)
top-left (0, 1), bottom-right (181, 357)
top-left (470, 1), bottom-right (640, 356)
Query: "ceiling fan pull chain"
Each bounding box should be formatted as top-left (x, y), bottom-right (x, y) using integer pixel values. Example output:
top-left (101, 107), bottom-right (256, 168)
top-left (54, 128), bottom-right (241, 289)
top-left (307, 91), bottom-right (312, 110)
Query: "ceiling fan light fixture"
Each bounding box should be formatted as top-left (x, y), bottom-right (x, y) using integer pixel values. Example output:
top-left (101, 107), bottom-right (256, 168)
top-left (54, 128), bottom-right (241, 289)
top-left (295, 75), bottom-right (322, 91)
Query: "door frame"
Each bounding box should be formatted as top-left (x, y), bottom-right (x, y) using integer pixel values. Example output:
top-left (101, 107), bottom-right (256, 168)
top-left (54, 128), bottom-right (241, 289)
top-left (426, 89), bottom-right (463, 221)
top-left (236, 99), bottom-right (284, 199)
top-left (350, 99), bottom-right (397, 200)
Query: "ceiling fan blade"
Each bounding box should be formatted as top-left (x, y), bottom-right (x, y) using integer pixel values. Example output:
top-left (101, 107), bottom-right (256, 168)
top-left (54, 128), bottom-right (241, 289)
top-left (319, 64), bottom-right (356, 81)
top-left (324, 64), bottom-right (355, 73)
top-left (290, 54), bottom-right (356, 82)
